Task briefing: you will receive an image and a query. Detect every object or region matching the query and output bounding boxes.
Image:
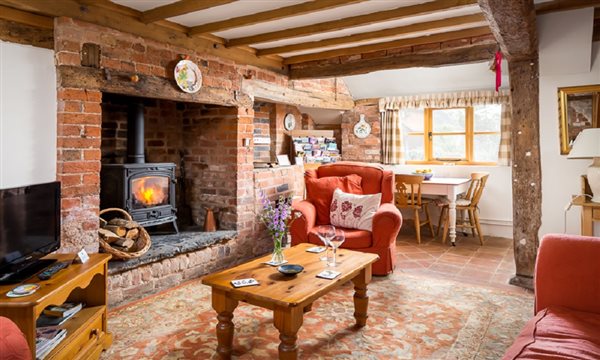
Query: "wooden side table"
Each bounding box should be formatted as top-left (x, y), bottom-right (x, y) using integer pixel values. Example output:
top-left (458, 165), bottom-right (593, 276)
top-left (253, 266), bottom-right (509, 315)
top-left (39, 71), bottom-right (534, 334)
top-left (573, 175), bottom-right (600, 236)
top-left (0, 253), bottom-right (113, 360)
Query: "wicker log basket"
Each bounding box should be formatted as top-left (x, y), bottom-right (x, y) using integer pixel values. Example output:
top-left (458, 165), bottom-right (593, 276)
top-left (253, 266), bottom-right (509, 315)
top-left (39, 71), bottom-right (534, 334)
top-left (99, 208), bottom-right (151, 260)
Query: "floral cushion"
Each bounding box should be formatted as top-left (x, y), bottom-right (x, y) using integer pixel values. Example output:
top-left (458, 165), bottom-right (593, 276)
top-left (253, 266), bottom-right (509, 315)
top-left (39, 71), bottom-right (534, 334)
top-left (305, 174), bottom-right (363, 225)
top-left (330, 189), bottom-right (382, 232)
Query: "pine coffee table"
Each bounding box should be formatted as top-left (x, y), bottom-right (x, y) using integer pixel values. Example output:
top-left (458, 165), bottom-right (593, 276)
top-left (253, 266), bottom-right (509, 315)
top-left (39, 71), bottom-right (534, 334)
top-left (202, 243), bottom-right (379, 360)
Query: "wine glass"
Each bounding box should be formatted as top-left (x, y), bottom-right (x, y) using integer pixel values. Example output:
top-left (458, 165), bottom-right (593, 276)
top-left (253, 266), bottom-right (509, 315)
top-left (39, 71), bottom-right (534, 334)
top-left (317, 225), bottom-right (335, 261)
top-left (328, 230), bottom-right (345, 267)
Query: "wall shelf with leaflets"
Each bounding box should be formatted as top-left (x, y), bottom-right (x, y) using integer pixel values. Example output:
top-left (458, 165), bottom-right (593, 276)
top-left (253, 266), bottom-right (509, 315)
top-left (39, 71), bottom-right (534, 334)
top-left (289, 130), bottom-right (340, 169)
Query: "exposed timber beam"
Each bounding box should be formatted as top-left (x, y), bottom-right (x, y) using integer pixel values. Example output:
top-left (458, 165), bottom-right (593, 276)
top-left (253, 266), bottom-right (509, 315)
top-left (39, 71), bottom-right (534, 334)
top-left (288, 42), bottom-right (497, 79)
top-left (535, 0), bottom-right (600, 15)
top-left (189, 0), bottom-right (365, 36)
top-left (0, 0), bottom-right (285, 73)
top-left (140, 0), bottom-right (235, 24)
top-left (241, 79), bottom-right (355, 110)
top-left (478, 0), bottom-right (537, 60)
top-left (0, 17), bottom-right (53, 48)
top-left (258, 14), bottom-right (486, 57)
top-left (283, 26), bottom-right (491, 65)
top-left (0, 4), bottom-right (53, 28)
top-left (478, 0), bottom-right (540, 289)
top-left (226, 0), bottom-right (478, 48)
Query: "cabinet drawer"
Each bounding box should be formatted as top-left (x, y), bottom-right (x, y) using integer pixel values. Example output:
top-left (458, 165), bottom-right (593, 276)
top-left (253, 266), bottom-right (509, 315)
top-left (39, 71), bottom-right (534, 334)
top-left (59, 311), bottom-right (104, 360)
top-left (593, 208), bottom-right (600, 220)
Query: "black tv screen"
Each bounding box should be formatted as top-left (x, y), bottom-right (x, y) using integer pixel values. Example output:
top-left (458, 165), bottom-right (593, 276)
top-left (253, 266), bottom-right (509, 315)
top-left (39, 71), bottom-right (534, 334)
top-left (0, 181), bottom-right (61, 273)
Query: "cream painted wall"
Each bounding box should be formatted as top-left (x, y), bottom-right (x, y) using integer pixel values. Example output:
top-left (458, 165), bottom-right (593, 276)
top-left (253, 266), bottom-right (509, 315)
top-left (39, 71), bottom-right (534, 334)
top-left (537, 8), bottom-right (600, 236)
top-left (0, 41), bottom-right (57, 189)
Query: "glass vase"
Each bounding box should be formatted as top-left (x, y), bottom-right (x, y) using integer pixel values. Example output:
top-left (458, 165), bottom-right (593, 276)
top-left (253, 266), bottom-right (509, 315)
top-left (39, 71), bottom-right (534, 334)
top-left (270, 236), bottom-right (285, 265)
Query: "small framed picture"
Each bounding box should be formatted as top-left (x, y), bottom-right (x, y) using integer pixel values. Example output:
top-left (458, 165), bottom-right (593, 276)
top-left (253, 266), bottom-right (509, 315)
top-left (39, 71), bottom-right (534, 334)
top-left (277, 155), bottom-right (291, 166)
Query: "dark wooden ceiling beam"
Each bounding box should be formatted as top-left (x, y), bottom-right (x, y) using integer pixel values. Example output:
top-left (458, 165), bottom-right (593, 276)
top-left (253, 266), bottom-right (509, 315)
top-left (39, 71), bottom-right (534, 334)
top-left (257, 14), bottom-right (486, 57)
top-left (282, 26), bottom-right (491, 65)
top-left (288, 42), bottom-right (497, 79)
top-left (140, 0), bottom-right (235, 24)
top-left (535, 0), bottom-right (600, 15)
top-left (478, 0), bottom-right (537, 60)
top-left (226, 0), bottom-right (478, 47)
top-left (0, 4), bottom-right (53, 29)
top-left (0, 0), bottom-right (285, 72)
top-left (189, 0), bottom-right (365, 36)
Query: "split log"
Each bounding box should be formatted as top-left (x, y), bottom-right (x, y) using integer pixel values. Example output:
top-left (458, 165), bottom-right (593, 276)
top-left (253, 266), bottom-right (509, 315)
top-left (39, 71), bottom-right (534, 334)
top-left (103, 225), bottom-right (127, 237)
top-left (99, 218), bottom-right (108, 227)
top-left (108, 218), bottom-right (139, 229)
top-left (113, 238), bottom-right (135, 249)
top-left (125, 228), bottom-right (139, 239)
top-left (98, 228), bottom-right (118, 239)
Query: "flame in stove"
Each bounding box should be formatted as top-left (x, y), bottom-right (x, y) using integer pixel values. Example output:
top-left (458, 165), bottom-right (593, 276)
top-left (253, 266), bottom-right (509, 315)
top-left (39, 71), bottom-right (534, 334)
top-left (132, 176), bottom-right (168, 207)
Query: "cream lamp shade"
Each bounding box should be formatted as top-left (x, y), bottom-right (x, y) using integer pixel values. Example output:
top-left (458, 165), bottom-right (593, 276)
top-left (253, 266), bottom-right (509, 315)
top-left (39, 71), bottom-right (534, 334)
top-left (568, 128), bottom-right (600, 202)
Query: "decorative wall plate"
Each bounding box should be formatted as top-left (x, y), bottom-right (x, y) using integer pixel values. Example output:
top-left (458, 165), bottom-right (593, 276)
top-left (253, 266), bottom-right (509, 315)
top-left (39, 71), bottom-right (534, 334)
top-left (353, 114), bottom-right (371, 138)
top-left (284, 113), bottom-right (296, 131)
top-left (174, 59), bottom-right (202, 93)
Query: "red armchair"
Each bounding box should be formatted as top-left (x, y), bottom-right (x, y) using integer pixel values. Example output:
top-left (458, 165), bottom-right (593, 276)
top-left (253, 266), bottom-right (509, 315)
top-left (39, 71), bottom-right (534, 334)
top-left (290, 162), bottom-right (402, 275)
top-left (502, 233), bottom-right (600, 359)
top-left (0, 316), bottom-right (31, 360)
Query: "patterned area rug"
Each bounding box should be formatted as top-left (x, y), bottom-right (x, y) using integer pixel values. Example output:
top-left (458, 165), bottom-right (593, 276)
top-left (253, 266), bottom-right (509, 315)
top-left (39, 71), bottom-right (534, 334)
top-left (102, 271), bottom-right (532, 359)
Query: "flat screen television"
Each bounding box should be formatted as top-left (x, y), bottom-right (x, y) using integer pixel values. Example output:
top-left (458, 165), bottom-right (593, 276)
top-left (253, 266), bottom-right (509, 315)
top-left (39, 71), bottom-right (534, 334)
top-left (0, 181), bottom-right (61, 283)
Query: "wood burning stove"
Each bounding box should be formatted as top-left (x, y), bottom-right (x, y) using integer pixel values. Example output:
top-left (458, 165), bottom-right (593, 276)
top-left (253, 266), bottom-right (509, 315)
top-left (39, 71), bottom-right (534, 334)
top-left (101, 102), bottom-right (178, 233)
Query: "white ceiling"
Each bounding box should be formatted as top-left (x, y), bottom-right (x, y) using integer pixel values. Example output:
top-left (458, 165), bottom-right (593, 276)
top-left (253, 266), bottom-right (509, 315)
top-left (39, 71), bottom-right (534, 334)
top-left (111, 0), bottom-right (482, 54)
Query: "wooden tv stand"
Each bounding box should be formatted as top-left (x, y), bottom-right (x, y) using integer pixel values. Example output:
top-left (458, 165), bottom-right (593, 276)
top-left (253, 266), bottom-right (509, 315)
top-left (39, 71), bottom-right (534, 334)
top-left (0, 253), bottom-right (113, 359)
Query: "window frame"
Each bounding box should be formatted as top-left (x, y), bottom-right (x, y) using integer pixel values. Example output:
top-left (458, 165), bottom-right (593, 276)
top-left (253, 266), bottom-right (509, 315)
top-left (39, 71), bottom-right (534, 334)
top-left (405, 106), bottom-right (500, 166)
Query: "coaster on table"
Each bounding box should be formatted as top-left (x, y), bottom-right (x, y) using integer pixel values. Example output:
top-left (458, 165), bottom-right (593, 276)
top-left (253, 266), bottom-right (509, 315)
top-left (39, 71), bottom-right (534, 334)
top-left (316, 270), bottom-right (341, 280)
top-left (7, 284), bottom-right (40, 297)
top-left (263, 260), bottom-right (288, 266)
top-left (231, 278), bottom-right (260, 288)
top-left (306, 246), bottom-right (326, 253)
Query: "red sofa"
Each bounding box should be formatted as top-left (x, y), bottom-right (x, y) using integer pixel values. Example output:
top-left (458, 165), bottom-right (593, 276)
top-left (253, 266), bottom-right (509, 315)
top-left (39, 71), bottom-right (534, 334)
top-left (502, 233), bottom-right (600, 359)
top-left (0, 316), bottom-right (31, 360)
top-left (290, 162), bottom-right (402, 275)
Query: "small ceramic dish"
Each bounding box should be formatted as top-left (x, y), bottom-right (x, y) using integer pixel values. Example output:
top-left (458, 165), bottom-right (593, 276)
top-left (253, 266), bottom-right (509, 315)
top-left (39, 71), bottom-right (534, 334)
top-left (413, 172), bottom-right (433, 180)
top-left (277, 264), bottom-right (304, 276)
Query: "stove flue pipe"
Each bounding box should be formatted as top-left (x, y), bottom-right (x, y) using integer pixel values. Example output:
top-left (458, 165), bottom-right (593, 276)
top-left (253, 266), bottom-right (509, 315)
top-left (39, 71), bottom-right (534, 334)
top-left (127, 102), bottom-right (145, 164)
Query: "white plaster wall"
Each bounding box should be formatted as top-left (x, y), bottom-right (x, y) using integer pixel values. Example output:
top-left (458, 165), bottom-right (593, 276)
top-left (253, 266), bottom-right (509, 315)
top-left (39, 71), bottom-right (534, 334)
top-left (342, 60), bottom-right (510, 99)
top-left (0, 41), bottom-right (57, 189)
top-left (537, 8), bottom-right (600, 236)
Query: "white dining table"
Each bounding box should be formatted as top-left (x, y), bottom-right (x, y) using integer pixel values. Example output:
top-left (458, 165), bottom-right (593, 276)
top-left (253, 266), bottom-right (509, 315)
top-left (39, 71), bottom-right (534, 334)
top-left (395, 176), bottom-right (471, 246)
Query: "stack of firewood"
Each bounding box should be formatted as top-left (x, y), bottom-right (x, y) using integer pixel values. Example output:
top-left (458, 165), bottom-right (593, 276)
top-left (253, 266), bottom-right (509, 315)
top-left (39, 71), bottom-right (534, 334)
top-left (98, 218), bottom-right (142, 252)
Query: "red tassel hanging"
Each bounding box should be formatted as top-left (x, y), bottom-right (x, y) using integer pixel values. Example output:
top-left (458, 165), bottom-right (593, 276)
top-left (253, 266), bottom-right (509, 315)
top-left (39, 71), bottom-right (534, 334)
top-left (495, 51), bottom-right (502, 92)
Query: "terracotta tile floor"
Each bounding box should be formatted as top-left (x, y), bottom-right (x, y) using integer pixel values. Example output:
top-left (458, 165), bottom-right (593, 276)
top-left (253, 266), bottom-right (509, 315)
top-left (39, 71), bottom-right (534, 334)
top-left (395, 231), bottom-right (531, 294)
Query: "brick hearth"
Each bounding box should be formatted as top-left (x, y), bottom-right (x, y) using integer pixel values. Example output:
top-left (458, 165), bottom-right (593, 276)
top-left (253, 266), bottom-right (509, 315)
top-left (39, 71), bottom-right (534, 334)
top-left (51, 16), bottom-right (350, 306)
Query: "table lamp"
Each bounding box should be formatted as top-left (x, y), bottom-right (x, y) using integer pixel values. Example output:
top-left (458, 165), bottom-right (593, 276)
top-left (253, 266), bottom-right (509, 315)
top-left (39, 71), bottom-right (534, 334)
top-left (568, 128), bottom-right (600, 202)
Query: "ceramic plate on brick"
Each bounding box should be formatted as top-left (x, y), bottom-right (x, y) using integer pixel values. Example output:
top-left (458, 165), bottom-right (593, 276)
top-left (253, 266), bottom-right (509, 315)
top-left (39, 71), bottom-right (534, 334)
top-left (174, 59), bottom-right (202, 94)
top-left (353, 114), bottom-right (371, 139)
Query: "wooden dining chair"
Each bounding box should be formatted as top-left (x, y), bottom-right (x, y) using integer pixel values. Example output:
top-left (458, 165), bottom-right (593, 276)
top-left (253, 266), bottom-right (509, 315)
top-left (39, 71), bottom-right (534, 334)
top-left (395, 174), bottom-right (435, 244)
top-left (437, 172), bottom-right (490, 245)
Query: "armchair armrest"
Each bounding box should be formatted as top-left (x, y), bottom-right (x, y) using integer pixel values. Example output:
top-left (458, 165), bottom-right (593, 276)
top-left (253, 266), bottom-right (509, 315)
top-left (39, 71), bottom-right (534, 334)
top-left (372, 203), bottom-right (402, 248)
top-left (535, 233), bottom-right (600, 314)
top-left (290, 200), bottom-right (316, 246)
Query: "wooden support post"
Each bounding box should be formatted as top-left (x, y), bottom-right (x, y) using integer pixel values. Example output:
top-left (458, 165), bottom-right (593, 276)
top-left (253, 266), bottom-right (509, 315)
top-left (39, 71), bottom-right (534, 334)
top-left (508, 59), bottom-right (541, 288)
top-left (478, 0), bottom-right (541, 290)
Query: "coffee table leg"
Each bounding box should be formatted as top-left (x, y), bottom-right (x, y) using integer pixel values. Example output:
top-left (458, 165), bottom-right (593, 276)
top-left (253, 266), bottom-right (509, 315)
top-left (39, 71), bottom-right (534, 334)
top-left (351, 266), bottom-right (372, 327)
top-left (274, 306), bottom-right (304, 360)
top-left (212, 289), bottom-right (238, 359)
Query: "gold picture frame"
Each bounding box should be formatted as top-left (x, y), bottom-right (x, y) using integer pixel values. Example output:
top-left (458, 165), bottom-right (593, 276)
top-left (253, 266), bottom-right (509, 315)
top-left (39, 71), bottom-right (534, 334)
top-left (558, 84), bottom-right (600, 155)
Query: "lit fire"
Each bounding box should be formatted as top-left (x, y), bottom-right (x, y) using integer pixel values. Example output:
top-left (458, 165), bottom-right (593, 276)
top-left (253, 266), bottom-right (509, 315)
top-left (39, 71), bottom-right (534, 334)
top-left (132, 176), bottom-right (168, 206)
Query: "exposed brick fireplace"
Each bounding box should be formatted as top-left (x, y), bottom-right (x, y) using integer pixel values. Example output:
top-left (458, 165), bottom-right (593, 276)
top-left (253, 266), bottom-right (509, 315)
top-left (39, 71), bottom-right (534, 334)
top-left (52, 17), bottom-right (348, 306)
